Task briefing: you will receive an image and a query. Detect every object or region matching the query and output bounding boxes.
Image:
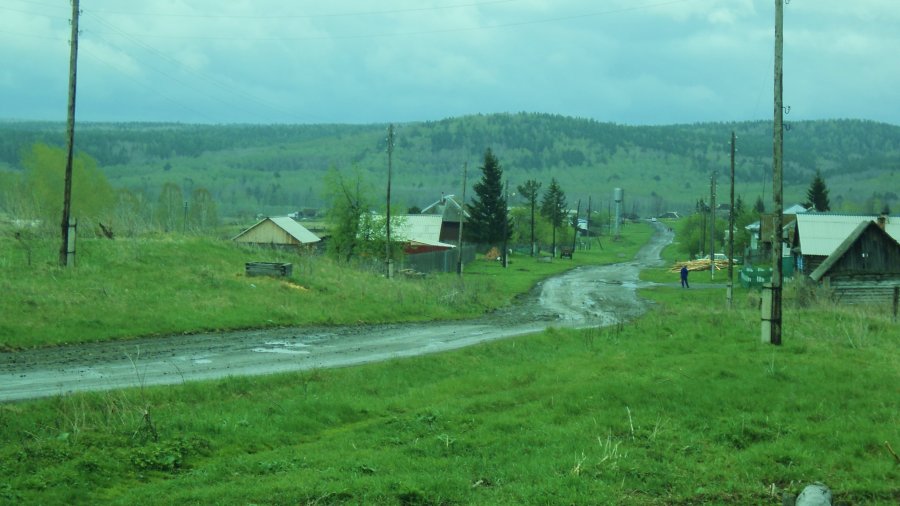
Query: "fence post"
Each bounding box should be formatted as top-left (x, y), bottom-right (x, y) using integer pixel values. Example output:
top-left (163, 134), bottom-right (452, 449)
top-left (893, 286), bottom-right (898, 323)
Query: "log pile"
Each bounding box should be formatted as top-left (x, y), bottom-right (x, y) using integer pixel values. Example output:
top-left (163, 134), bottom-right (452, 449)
top-left (670, 259), bottom-right (729, 272)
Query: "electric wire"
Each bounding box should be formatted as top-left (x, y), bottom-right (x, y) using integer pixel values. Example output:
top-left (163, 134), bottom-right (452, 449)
top-left (84, 12), bottom-right (308, 123)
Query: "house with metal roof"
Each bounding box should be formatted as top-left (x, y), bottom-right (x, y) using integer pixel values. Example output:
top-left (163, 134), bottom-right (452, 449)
top-left (809, 218), bottom-right (900, 305)
top-left (391, 214), bottom-right (456, 254)
top-left (232, 216), bottom-right (320, 249)
top-left (421, 194), bottom-right (469, 244)
top-left (792, 213), bottom-right (899, 275)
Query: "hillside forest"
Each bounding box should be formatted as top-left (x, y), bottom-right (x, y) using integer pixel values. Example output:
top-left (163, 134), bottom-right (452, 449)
top-left (0, 114), bottom-right (897, 243)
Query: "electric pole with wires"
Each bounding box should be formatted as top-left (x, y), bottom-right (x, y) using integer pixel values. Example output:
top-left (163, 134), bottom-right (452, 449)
top-left (59, 0), bottom-right (80, 267)
top-left (385, 124), bottom-right (395, 279)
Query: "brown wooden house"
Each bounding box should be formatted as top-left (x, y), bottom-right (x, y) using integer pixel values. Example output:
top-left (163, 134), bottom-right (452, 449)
top-left (809, 219), bottom-right (900, 305)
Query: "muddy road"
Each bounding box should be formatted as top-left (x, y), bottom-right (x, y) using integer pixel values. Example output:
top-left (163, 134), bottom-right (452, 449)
top-left (0, 224), bottom-right (673, 402)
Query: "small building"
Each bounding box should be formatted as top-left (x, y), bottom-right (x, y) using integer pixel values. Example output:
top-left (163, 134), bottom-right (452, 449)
top-left (232, 216), bottom-right (320, 250)
top-left (809, 218), bottom-right (900, 305)
top-left (392, 214), bottom-right (456, 254)
top-left (792, 213), bottom-right (900, 275)
top-left (421, 194), bottom-right (468, 244)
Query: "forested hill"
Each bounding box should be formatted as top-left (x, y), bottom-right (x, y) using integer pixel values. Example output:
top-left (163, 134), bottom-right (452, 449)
top-left (1, 114), bottom-right (897, 218)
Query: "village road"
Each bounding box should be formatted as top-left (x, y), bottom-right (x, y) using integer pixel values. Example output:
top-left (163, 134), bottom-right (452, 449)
top-left (0, 223), bottom-right (673, 402)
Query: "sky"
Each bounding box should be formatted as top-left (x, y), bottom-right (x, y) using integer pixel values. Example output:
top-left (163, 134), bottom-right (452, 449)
top-left (1, 0), bottom-right (899, 126)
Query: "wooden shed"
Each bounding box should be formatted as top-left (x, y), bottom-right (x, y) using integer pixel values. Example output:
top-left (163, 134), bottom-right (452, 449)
top-left (809, 219), bottom-right (900, 304)
top-left (232, 216), bottom-right (320, 250)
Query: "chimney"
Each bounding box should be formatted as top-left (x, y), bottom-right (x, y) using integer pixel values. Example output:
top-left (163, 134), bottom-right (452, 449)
top-left (877, 214), bottom-right (887, 230)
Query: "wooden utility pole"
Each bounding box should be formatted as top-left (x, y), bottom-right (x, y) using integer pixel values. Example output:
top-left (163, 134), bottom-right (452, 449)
top-left (385, 124), bottom-right (395, 279)
top-left (727, 131), bottom-right (736, 309)
top-left (763, 0), bottom-right (784, 345)
top-left (586, 196), bottom-right (592, 248)
top-left (456, 162), bottom-right (468, 276)
top-left (710, 172), bottom-right (717, 279)
top-left (59, 0), bottom-right (80, 267)
top-left (571, 199), bottom-right (581, 255)
top-left (502, 180), bottom-right (509, 268)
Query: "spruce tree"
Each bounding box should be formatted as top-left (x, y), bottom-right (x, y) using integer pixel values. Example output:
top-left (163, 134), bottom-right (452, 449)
top-left (465, 148), bottom-right (510, 245)
top-left (540, 178), bottom-right (567, 256)
top-left (754, 196), bottom-right (765, 214)
top-left (517, 179), bottom-right (542, 256)
top-left (805, 170), bottom-right (831, 211)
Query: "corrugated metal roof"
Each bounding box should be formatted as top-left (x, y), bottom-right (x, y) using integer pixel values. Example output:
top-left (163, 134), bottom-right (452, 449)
top-left (232, 216), bottom-right (320, 244)
top-left (268, 216), bottom-right (321, 244)
top-left (393, 214), bottom-right (455, 248)
top-left (421, 194), bottom-right (469, 222)
top-left (796, 214), bottom-right (899, 257)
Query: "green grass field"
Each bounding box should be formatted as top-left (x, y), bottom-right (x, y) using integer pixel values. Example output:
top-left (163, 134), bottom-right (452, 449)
top-left (0, 225), bottom-right (649, 350)
top-left (1, 224), bottom-right (897, 504)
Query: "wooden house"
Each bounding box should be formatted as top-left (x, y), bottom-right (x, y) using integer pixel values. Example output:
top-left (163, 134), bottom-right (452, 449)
top-left (421, 194), bottom-right (468, 244)
top-left (232, 216), bottom-right (320, 250)
top-left (792, 213), bottom-right (900, 275)
top-left (392, 215), bottom-right (455, 254)
top-left (808, 218), bottom-right (900, 305)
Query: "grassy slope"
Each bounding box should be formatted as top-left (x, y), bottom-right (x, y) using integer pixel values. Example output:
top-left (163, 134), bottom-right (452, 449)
top-left (1, 287), bottom-right (896, 504)
top-left (0, 225), bottom-right (649, 350)
top-left (1, 225), bottom-right (897, 504)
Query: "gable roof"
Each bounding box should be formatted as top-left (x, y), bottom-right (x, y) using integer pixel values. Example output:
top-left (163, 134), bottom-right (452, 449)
top-left (392, 214), bottom-right (454, 248)
top-left (421, 194), bottom-right (469, 222)
top-left (809, 220), bottom-right (900, 281)
top-left (232, 216), bottom-right (320, 244)
top-left (785, 203), bottom-right (809, 214)
top-left (796, 213), bottom-right (899, 257)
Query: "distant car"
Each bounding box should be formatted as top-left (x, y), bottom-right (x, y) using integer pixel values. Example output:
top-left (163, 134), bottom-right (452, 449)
top-left (650, 217), bottom-right (657, 222)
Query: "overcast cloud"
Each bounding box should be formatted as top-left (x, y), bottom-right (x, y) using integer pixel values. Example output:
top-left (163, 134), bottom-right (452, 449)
top-left (1, 0), bottom-right (898, 125)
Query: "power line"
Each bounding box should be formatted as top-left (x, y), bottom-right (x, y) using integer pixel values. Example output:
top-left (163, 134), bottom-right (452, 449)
top-left (84, 13), bottom-right (306, 123)
top-left (81, 0), bottom-right (697, 42)
top-left (87, 0), bottom-right (521, 20)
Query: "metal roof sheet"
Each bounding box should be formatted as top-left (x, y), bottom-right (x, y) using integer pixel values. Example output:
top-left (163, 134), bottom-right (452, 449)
top-left (796, 214), bottom-right (899, 257)
top-left (268, 216), bottom-right (321, 244)
top-left (232, 216), bottom-right (320, 244)
top-left (392, 214), bottom-right (454, 247)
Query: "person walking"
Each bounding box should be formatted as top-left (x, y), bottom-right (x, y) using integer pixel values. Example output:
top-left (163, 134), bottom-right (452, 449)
top-left (680, 265), bottom-right (690, 288)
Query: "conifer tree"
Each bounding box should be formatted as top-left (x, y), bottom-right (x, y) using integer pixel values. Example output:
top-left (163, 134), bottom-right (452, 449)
top-left (517, 179), bottom-right (542, 256)
top-left (805, 170), bottom-right (831, 211)
top-left (540, 178), bottom-right (567, 256)
top-left (465, 148), bottom-right (511, 246)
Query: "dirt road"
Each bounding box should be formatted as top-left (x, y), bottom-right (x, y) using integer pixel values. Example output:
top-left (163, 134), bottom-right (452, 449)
top-left (0, 224), bottom-right (673, 402)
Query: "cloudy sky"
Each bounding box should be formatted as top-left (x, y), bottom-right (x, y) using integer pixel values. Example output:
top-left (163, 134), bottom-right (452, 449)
top-left (2, 0), bottom-right (898, 125)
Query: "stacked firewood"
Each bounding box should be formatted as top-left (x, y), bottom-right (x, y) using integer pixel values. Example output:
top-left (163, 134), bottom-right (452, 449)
top-left (670, 259), bottom-right (729, 272)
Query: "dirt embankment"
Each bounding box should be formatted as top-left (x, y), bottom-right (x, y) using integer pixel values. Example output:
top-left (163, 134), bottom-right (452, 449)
top-left (0, 223), bottom-right (674, 402)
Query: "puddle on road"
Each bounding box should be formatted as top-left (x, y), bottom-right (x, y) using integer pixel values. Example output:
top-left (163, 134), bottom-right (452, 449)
top-left (251, 348), bottom-right (311, 355)
top-left (251, 340), bottom-right (313, 355)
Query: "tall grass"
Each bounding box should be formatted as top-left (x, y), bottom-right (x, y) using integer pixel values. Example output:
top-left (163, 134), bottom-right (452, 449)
top-left (0, 225), bottom-right (651, 349)
top-left (1, 285), bottom-right (896, 504)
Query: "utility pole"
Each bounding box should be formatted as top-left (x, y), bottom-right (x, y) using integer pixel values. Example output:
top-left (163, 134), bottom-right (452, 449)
top-left (571, 199), bottom-right (581, 255)
top-left (456, 162), bottom-right (468, 276)
top-left (763, 0), bottom-right (785, 345)
top-left (586, 196), bottom-right (592, 249)
top-left (502, 180), bottom-right (509, 268)
top-left (728, 131), bottom-right (736, 309)
top-left (59, 0), bottom-right (80, 267)
top-left (385, 124), bottom-right (394, 279)
top-left (710, 172), bottom-right (717, 279)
